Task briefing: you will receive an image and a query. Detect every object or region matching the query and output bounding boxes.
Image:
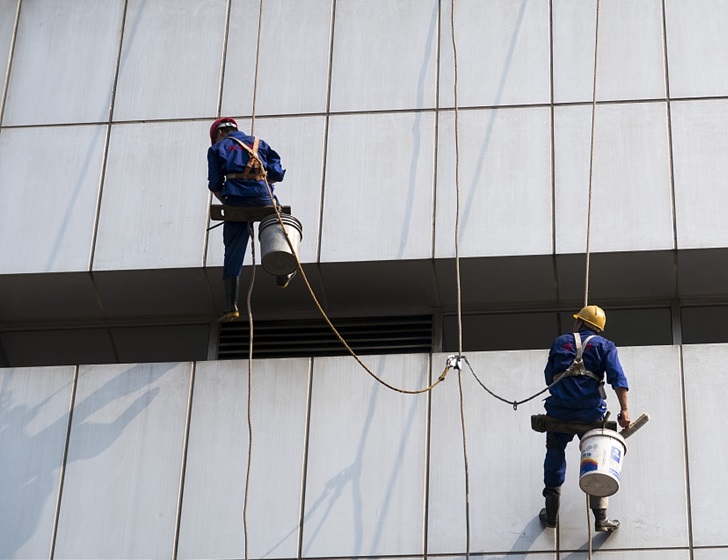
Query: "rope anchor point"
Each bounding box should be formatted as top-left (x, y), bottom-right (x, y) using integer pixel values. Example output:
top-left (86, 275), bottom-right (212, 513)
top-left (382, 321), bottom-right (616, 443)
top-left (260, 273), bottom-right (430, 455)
top-left (447, 355), bottom-right (465, 371)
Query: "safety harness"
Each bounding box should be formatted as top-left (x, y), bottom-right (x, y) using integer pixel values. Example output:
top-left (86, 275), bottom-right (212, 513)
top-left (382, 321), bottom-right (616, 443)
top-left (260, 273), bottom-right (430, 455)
top-left (552, 332), bottom-right (607, 399)
top-left (226, 137), bottom-right (266, 182)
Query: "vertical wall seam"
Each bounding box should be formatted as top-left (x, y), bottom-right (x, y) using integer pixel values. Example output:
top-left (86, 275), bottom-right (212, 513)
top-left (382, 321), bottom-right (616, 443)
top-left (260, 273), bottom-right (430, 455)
top-left (422, 353), bottom-right (434, 558)
top-left (171, 362), bottom-right (197, 560)
top-left (0, 0), bottom-right (22, 128)
top-left (88, 0), bottom-right (129, 272)
top-left (431, 0), bottom-right (441, 262)
top-left (49, 364), bottom-right (80, 559)
top-left (296, 357), bottom-right (315, 560)
top-left (678, 345), bottom-right (695, 558)
top-left (316, 0), bottom-right (337, 264)
top-left (660, 0), bottom-right (678, 253)
top-left (203, 0), bottom-right (232, 270)
top-left (549, 0), bottom-right (556, 258)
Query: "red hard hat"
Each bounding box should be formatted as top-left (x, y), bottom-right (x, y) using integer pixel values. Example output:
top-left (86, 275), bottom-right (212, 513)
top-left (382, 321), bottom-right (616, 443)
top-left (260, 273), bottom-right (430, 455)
top-left (209, 117), bottom-right (238, 144)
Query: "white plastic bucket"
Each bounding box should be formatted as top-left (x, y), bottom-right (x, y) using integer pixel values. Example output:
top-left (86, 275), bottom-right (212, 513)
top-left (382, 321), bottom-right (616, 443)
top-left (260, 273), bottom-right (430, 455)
top-left (258, 213), bottom-right (303, 276)
top-left (578, 428), bottom-right (627, 497)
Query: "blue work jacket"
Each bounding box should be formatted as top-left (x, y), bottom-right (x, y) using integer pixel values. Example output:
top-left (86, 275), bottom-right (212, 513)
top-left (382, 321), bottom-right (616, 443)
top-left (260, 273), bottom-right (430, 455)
top-left (207, 130), bottom-right (285, 198)
top-left (544, 328), bottom-right (629, 421)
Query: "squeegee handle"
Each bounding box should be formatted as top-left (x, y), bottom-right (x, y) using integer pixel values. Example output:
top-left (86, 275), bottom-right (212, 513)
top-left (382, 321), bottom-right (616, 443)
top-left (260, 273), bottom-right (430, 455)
top-left (620, 413), bottom-right (650, 439)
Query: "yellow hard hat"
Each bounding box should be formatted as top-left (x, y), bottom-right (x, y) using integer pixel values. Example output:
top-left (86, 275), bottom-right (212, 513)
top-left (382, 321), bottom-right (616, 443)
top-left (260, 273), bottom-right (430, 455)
top-left (573, 305), bottom-right (606, 332)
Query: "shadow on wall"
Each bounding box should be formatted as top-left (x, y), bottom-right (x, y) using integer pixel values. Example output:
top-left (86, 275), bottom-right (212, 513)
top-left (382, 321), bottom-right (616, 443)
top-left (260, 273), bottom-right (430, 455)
top-left (0, 363), bottom-right (172, 558)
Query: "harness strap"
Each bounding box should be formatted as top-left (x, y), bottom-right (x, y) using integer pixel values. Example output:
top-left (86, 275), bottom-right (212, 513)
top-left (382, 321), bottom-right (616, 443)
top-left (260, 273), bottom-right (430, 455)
top-left (227, 137), bottom-right (266, 182)
top-left (553, 333), bottom-right (606, 397)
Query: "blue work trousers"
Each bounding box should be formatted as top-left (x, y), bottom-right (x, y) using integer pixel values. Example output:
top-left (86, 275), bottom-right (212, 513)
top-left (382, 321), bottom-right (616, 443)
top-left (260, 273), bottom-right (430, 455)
top-left (542, 404), bottom-right (604, 488)
top-left (222, 194), bottom-right (276, 279)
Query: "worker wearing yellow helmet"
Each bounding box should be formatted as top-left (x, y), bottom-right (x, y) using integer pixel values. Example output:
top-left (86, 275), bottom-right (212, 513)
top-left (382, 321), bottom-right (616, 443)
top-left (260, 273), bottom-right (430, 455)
top-left (539, 305), bottom-right (631, 533)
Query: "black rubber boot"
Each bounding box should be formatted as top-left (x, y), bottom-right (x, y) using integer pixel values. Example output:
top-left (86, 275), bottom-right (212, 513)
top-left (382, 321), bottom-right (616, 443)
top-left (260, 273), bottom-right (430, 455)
top-left (593, 508), bottom-right (620, 532)
top-left (218, 276), bottom-right (240, 322)
top-left (539, 486), bottom-right (560, 528)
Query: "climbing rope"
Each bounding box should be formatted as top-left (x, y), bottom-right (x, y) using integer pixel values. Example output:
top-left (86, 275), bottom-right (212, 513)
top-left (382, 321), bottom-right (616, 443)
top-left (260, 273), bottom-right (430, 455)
top-left (242, 1), bottom-right (265, 557)
top-left (450, 2), bottom-right (470, 560)
top-left (243, 222), bottom-right (256, 560)
top-left (585, 3), bottom-right (602, 557)
top-left (584, 0), bottom-right (602, 309)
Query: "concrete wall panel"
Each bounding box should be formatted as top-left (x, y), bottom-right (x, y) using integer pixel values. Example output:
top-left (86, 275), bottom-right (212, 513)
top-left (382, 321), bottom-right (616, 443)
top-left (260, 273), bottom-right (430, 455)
top-left (113, 0), bottom-right (225, 121)
top-left (94, 121), bottom-right (210, 271)
top-left (321, 112), bottom-right (435, 262)
top-left (672, 99), bottom-right (728, 250)
top-left (665, 0), bottom-right (728, 98)
top-left (554, 102), bottom-right (673, 254)
top-left (330, 0), bottom-right (438, 112)
top-left (3, 0), bottom-right (124, 125)
top-left (435, 107), bottom-right (552, 258)
top-left (54, 362), bottom-right (190, 559)
top-left (302, 354), bottom-right (429, 557)
top-left (0, 366), bottom-right (74, 559)
top-left (0, 126), bottom-right (105, 274)
top-left (178, 359), bottom-right (310, 559)
top-left (439, 0), bottom-right (550, 108)
top-left (684, 344), bottom-right (728, 547)
top-left (553, 0), bottom-right (666, 103)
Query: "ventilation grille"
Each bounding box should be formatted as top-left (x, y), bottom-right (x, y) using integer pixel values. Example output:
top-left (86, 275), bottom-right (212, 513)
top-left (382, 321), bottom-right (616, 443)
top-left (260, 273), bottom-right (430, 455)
top-left (218, 315), bottom-right (433, 360)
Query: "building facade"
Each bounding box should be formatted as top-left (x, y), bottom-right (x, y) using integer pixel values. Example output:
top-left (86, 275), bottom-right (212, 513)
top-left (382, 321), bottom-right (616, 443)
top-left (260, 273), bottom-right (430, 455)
top-left (1, 0), bottom-right (727, 558)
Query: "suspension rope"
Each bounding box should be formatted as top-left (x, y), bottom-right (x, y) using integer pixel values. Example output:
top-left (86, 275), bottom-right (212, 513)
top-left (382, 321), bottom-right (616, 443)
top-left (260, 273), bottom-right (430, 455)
top-left (242, 1), bottom-right (265, 557)
top-left (450, 2), bottom-right (470, 560)
top-left (243, 223), bottom-right (256, 560)
top-left (584, 0), bottom-right (602, 309)
top-left (585, 3), bottom-right (601, 557)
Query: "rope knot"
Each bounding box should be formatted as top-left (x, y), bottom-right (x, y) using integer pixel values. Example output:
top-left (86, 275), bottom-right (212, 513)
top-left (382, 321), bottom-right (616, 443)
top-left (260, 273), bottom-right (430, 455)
top-left (446, 354), bottom-right (464, 371)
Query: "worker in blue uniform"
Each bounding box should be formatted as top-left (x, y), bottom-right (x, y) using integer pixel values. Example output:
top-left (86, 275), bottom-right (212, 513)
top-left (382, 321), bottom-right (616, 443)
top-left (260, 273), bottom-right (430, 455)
top-left (539, 305), bottom-right (631, 532)
top-left (207, 117), bottom-right (290, 322)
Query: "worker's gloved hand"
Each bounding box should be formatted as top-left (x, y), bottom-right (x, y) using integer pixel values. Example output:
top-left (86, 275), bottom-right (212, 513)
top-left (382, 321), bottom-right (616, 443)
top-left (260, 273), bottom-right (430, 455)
top-left (617, 410), bottom-right (630, 429)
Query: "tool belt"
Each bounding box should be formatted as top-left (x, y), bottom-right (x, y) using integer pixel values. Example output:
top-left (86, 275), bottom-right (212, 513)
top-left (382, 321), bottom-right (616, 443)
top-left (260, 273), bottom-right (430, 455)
top-left (226, 137), bottom-right (266, 182)
top-left (531, 414), bottom-right (617, 434)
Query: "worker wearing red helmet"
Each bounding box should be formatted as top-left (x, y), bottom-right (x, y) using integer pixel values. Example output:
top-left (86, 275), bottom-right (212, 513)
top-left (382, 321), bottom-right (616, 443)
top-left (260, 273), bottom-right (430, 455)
top-left (207, 117), bottom-right (287, 322)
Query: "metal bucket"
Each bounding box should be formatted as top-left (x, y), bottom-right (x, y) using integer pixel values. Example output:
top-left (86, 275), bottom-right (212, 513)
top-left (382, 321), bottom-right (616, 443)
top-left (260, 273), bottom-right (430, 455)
top-left (258, 213), bottom-right (303, 276)
top-left (579, 428), bottom-right (627, 497)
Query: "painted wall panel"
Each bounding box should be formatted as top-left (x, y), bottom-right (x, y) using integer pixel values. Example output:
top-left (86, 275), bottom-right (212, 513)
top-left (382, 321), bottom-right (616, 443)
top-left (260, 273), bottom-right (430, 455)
top-left (559, 346), bottom-right (689, 550)
top-left (0, 366), bottom-right (74, 559)
top-left (554, 103), bottom-right (674, 254)
top-left (428, 350), bottom-right (552, 554)
top-left (684, 344), bottom-right (728, 547)
top-left (665, 0), bottom-right (728, 98)
top-left (435, 107), bottom-right (552, 258)
top-left (53, 362), bottom-right (190, 559)
top-left (254, 0), bottom-right (332, 115)
top-left (302, 354), bottom-right (429, 557)
top-left (329, 0), bottom-right (438, 112)
top-left (3, 0), bottom-right (123, 125)
top-left (553, 0), bottom-right (666, 103)
top-left (0, 1), bottom-right (18, 110)
top-left (672, 100), bottom-right (728, 250)
top-left (321, 112), bottom-right (435, 262)
top-left (439, 0), bottom-right (550, 108)
top-left (220, 0), bottom-right (259, 118)
top-left (93, 121), bottom-right (210, 271)
top-left (0, 126), bottom-right (105, 274)
top-left (178, 359), bottom-right (310, 559)
top-left (113, 0), bottom-right (225, 121)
